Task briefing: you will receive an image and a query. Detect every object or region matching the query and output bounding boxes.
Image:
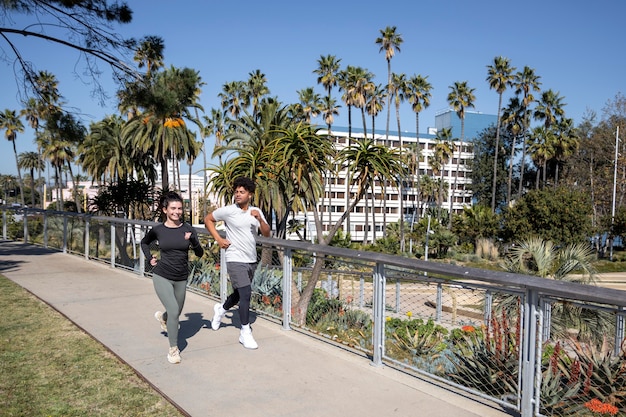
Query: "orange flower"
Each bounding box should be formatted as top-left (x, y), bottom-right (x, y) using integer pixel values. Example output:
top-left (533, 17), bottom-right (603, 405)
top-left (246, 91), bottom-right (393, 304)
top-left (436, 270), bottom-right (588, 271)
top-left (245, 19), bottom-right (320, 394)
top-left (584, 398), bottom-right (619, 416)
top-left (461, 325), bottom-right (475, 333)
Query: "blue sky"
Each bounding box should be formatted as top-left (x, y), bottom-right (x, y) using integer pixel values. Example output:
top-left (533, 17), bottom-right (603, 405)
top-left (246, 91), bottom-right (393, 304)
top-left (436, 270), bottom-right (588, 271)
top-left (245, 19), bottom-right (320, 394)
top-left (1, 0), bottom-right (625, 176)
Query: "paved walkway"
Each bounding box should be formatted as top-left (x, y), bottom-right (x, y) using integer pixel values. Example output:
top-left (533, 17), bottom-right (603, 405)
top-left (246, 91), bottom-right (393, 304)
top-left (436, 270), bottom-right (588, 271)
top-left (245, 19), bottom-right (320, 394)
top-left (0, 240), bottom-right (512, 417)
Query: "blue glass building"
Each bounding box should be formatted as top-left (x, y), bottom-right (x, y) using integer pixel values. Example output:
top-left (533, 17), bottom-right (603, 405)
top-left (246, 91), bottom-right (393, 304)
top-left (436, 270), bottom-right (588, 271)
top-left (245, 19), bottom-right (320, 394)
top-left (434, 109), bottom-right (497, 141)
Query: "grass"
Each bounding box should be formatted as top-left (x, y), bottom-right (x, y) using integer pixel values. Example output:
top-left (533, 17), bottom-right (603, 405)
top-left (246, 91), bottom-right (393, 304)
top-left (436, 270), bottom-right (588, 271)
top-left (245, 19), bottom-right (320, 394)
top-left (0, 274), bottom-right (184, 417)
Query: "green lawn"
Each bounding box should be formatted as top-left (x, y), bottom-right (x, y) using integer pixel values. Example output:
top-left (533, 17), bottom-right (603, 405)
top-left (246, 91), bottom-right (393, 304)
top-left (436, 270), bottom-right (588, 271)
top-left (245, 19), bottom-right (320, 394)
top-left (0, 275), bottom-right (184, 417)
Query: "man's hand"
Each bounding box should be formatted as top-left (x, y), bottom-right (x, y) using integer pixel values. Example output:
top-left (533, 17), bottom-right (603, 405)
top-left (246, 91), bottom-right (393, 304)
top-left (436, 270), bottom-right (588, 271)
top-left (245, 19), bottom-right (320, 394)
top-left (250, 209), bottom-right (262, 221)
top-left (217, 238), bottom-right (231, 249)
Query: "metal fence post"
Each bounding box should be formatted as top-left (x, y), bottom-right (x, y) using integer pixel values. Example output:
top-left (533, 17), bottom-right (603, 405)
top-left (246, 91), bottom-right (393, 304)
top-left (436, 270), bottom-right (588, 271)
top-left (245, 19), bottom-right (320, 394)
top-left (110, 223), bottom-right (115, 267)
top-left (436, 283), bottom-right (443, 322)
top-left (62, 216), bottom-right (68, 253)
top-left (616, 308), bottom-right (625, 356)
top-left (520, 289), bottom-right (539, 417)
top-left (2, 210), bottom-right (6, 240)
top-left (395, 279), bottom-right (401, 313)
top-left (43, 212), bottom-right (48, 248)
top-left (282, 248), bottom-right (292, 330)
top-left (219, 248), bottom-right (228, 302)
top-left (23, 208), bottom-right (28, 244)
top-left (139, 226), bottom-right (146, 277)
top-left (84, 216), bottom-right (90, 260)
top-left (371, 262), bottom-right (385, 367)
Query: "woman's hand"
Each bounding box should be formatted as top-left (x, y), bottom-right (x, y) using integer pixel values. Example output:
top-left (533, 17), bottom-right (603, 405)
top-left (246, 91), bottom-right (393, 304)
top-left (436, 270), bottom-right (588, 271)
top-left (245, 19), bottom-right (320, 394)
top-left (150, 255), bottom-right (158, 266)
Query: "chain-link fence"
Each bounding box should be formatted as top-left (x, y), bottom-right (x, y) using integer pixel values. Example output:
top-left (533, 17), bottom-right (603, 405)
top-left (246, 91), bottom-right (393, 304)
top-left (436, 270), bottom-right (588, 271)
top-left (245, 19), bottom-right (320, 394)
top-left (4, 206), bottom-right (626, 417)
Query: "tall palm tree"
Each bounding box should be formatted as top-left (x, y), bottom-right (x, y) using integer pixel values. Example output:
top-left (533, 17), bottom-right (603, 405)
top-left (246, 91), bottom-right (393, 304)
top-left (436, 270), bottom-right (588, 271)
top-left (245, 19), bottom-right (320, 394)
top-left (405, 75), bottom-right (431, 222)
top-left (375, 25), bottom-right (403, 145)
top-left (501, 97), bottom-right (525, 205)
top-left (528, 126), bottom-right (556, 189)
top-left (365, 83), bottom-right (386, 238)
top-left (80, 114), bottom-right (155, 185)
top-left (203, 108), bottom-right (227, 165)
top-left (133, 35), bottom-right (165, 77)
top-left (552, 117), bottom-right (579, 188)
top-left (390, 72), bottom-right (408, 250)
top-left (247, 69), bottom-right (270, 120)
top-left (513, 66), bottom-right (541, 198)
top-left (430, 127), bottom-right (454, 222)
top-left (0, 174), bottom-right (17, 204)
top-left (534, 89), bottom-right (566, 130)
top-left (41, 111), bottom-right (85, 211)
top-left (296, 87), bottom-right (322, 123)
top-left (406, 74), bottom-right (432, 140)
top-left (365, 84), bottom-right (385, 141)
top-left (18, 151), bottom-right (44, 207)
top-left (486, 56), bottom-right (516, 212)
top-left (121, 66), bottom-right (203, 192)
top-left (20, 97), bottom-right (46, 206)
top-left (319, 96), bottom-right (340, 132)
top-left (0, 109), bottom-right (26, 207)
top-left (219, 81), bottom-right (247, 119)
top-left (447, 81), bottom-right (475, 228)
top-left (313, 54), bottom-right (341, 130)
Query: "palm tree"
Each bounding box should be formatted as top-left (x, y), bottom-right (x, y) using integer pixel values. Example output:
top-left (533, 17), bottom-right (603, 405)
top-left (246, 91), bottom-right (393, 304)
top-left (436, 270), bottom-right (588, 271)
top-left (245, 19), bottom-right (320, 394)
top-left (430, 127), bottom-right (454, 222)
top-left (18, 151), bottom-right (44, 207)
top-left (0, 109), bottom-right (26, 207)
top-left (375, 25), bottom-right (403, 145)
top-left (313, 54), bottom-right (341, 131)
top-left (405, 75), bottom-right (431, 222)
top-left (133, 35), bottom-right (164, 77)
top-left (219, 81), bottom-right (247, 119)
top-left (80, 114), bottom-right (156, 185)
top-left (501, 236), bottom-right (608, 341)
top-left (501, 97), bottom-right (525, 205)
top-left (319, 96), bottom-right (340, 132)
top-left (0, 174), bottom-right (17, 204)
top-left (513, 66), bottom-right (542, 198)
top-left (41, 111), bottom-right (85, 211)
top-left (247, 69), bottom-right (270, 120)
top-left (534, 89), bottom-right (566, 130)
top-left (296, 87), bottom-right (322, 123)
top-left (121, 66), bottom-right (204, 192)
top-left (390, 72), bottom-right (408, 250)
top-left (365, 84), bottom-right (385, 141)
top-left (552, 117), bottom-right (579, 187)
top-left (528, 126), bottom-right (556, 189)
top-left (447, 81), bottom-right (475, 228)
top-left (203, 108), bottom-right (227, 165)
top-left (486, 56), bottom-right (516, 213)
top-left (406, 74), bottom-right (432, 140)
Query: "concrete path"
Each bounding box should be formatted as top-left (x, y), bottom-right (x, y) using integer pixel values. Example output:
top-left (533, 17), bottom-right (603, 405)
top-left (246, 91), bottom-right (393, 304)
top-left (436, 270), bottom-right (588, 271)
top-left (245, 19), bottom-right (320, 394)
top-left (0, 240), bottom-right (512, 417)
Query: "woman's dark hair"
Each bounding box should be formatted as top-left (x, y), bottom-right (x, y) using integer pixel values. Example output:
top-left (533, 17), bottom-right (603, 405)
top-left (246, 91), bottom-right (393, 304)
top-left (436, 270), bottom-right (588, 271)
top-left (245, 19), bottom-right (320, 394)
top-left (233, 177), bottom-right (256, 193)
top-left (159, 191), bottom-right (184, 209)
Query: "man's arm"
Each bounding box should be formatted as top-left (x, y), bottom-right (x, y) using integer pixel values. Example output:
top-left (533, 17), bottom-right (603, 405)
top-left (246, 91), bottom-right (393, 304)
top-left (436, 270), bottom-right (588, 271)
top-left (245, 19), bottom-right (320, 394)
top-left (204, 212), bottom-right (230, 249)
top-left (251, 210), bottom-right (271, 237)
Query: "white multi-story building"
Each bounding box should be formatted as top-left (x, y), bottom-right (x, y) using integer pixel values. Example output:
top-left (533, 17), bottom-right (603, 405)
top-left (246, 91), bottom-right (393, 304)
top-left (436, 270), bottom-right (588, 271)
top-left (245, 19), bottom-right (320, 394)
top-left (292, 127), bottom-right (474, 243)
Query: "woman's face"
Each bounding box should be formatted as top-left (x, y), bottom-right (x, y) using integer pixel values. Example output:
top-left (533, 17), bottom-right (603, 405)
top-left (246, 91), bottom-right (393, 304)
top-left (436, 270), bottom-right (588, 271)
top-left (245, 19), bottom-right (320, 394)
top-left (163, 200), bottom-right (183, 222)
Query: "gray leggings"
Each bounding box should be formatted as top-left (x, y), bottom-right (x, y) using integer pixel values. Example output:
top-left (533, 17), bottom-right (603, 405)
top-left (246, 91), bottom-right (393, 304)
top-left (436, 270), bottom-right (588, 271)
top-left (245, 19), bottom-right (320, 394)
top-left (153, 274), bottom-right (187, 348)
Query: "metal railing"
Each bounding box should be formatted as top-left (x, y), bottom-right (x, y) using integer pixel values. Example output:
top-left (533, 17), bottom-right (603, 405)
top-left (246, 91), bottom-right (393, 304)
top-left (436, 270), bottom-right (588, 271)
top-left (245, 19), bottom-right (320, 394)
top-left (3, 206), bottom-right (626, 417)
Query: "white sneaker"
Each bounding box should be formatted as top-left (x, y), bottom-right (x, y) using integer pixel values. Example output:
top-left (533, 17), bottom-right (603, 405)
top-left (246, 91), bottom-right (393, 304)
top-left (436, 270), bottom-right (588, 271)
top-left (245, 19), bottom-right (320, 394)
top-left (211, 303), bottom-right (226, 331)
top-left (167, 347), bottom-right (181, 364)
top-left (154, 311), bottom-right (167, 332)
top-left (239, 327), bottom-right (258, 349)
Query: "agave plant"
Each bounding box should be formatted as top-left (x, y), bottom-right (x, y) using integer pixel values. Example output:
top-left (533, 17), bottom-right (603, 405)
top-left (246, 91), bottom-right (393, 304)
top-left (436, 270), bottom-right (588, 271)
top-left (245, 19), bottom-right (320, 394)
top-left (540, 340), bottom-right (626, 416)
top-left (448, 311), bottom-right (520, 400)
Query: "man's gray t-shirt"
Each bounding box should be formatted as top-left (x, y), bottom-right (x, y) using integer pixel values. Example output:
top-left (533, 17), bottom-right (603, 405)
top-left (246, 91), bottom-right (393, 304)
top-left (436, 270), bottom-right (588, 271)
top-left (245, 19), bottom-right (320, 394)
top-left (211, 204), bottom-right (267, 263)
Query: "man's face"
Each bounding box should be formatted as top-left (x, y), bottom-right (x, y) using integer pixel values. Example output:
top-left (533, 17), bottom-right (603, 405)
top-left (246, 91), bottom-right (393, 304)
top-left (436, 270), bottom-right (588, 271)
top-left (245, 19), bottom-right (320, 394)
top-left (234, 186), bottom-right (253, 205)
